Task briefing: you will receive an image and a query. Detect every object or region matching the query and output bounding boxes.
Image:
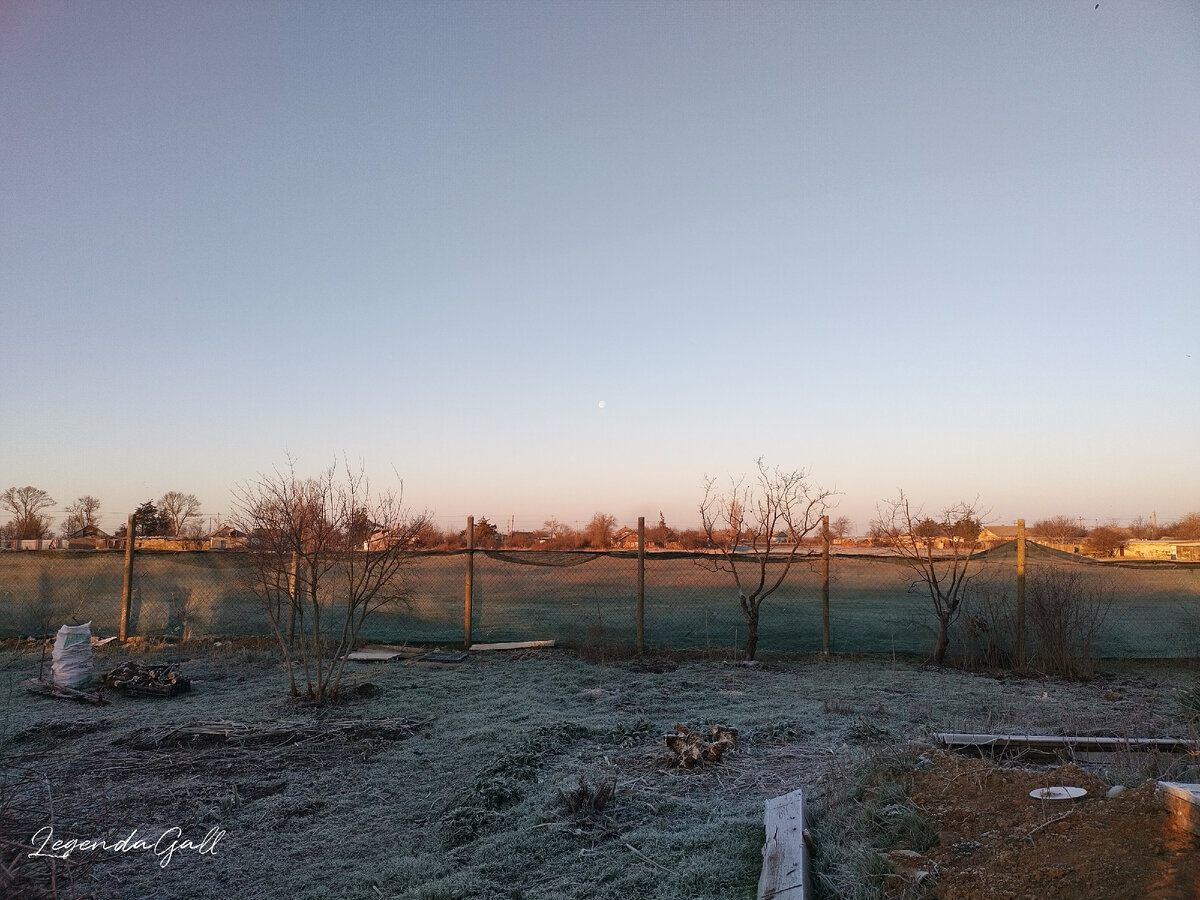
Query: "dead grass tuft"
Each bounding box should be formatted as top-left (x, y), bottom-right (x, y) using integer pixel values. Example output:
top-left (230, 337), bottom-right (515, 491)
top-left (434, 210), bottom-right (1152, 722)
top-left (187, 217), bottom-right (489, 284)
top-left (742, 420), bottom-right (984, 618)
top-left (558, 773), bottom-right (616, 817)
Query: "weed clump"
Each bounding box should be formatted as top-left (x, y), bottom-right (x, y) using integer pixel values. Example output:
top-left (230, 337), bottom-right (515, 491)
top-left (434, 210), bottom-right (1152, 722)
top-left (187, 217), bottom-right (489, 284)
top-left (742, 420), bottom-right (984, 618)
top-left (810, 751), bottom-right (936, 900)
top-left (558, 774), bottom-right (615, 818)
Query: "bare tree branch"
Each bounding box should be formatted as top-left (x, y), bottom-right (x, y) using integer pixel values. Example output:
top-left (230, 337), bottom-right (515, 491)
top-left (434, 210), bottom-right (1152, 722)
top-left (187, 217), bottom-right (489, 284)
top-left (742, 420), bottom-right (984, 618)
top-left (159, 491), bottom-right (202, 537)
top-left (870, 490), bottom-right (989, 665)
top-left (698, 459), bottom-right (836, 659)
top-left (1, 486), bottom-right (56, 540)
top-left (230, 456), bottom-right (430, 703)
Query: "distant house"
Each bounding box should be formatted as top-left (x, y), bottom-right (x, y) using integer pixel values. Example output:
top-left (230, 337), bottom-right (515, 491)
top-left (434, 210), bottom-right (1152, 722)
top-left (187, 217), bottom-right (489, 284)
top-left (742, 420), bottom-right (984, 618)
top-left (612, 527), bottom-right (639, 550)
top-left (1124, 539), bottom-right (1200, 561)
top-left (978, 525), bottom-right (1019, 547)
top-left (610, 527), bottom-right (674, 551)
top-left (363, 525), bottom-right (416, 552)
top-left (208, 525), bottom-right (248, 550)
top-left (5, 538), bottom-right (66, 550)
top-left (900, 534), bottom-right (958, 551)
top-left (66, 525), bottom-right (111, 549)
top-left (133, 536), bottom-right (207, 551)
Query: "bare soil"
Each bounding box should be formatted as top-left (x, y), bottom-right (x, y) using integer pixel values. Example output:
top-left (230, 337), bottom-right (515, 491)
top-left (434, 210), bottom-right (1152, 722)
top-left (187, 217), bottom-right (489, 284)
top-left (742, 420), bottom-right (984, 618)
top-left (886, 751), bottom-right (1200, 899)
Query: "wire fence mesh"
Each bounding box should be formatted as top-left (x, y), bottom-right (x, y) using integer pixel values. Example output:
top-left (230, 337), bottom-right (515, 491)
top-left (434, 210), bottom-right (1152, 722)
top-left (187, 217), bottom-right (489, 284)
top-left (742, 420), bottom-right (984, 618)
top-left (1, 544), bottom-right (1198, 659)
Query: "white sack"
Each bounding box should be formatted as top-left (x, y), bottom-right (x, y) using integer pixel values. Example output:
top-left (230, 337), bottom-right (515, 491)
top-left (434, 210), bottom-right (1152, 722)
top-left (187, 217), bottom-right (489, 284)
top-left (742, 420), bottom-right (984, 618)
top-left (51, 622), bottom-right (94, 688)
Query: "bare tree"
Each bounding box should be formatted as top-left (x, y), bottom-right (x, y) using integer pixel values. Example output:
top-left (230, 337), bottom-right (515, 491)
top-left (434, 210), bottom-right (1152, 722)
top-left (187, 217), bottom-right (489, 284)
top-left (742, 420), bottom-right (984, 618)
top-left (585, 512), bottom-right (617, 549)
top-left (62, 495), bottom-right (102, 535)
top-left (1126, 515), bottom-right (1160, 540)
top-left (1031, 515), bottom-right (1086, 547)
top-left (1086, 524), bottom-right (1126, 557)
top-left (159, 491), bottom-right (202, 537)
top-left (872, 491), bottom-right (987, 666)
top-left (1164, 512), bottom-right (1200, 540)
top-left (1, 486), bottom-right (56, 540)
top-left (828, 516), bottom-right (853, 542)
top-left (230, 458), bottom-right (429, 702)
top-left (539, 517), bottom-right (584, 549)
top-left (698, 459), bottom-right (835, 660)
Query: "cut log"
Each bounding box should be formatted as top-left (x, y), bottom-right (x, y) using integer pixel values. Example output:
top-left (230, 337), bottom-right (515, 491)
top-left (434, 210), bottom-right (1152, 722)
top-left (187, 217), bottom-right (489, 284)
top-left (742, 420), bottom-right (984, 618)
top-left (758, 788), bottom-right (809, 900)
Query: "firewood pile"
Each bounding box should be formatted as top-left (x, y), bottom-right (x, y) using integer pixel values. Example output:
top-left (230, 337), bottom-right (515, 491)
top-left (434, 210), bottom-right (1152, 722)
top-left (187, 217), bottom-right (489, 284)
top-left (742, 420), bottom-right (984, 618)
top-left (664, 723), bottom-right (738, 768)
top-left (101, 661), bottom-right (191, 697)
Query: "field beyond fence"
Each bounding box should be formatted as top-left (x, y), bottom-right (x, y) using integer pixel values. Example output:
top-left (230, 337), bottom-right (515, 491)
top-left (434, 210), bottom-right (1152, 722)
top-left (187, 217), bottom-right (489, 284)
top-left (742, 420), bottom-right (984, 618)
top-left (1, 543), bottom-right (1198, 660)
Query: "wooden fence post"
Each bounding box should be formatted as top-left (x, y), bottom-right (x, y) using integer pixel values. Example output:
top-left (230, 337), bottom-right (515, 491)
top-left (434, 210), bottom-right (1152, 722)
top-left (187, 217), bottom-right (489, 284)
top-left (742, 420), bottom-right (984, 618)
top-left (1016, 518), bottom-right (1026, 670)
top-left (821, 515), bottom-right (830, 655)
top-left (464, 515), bottom-right (474, 650)
top-left (636, 516), bottom-right (645, 654)
top-left (119, 513), bottom-right (135, 641)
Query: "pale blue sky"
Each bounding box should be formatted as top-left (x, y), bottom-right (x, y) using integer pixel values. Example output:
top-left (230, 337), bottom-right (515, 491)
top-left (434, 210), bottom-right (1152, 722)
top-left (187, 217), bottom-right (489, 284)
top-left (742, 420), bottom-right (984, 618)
top-left (1, 1), bottom-right (1197, 535)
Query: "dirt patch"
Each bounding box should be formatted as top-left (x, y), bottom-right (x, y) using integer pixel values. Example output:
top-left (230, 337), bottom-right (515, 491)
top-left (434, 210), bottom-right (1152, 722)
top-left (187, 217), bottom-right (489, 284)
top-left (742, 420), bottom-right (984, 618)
top-left (887, 751), bottom-right (1199, 899)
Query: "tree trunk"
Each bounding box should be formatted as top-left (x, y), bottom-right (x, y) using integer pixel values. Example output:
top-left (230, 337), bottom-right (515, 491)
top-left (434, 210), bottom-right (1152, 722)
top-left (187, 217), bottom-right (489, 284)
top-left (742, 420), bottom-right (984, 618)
top-left (744, 612), bottom-right (759, 660)
top-left (932, 616), bottom-right (950, 666)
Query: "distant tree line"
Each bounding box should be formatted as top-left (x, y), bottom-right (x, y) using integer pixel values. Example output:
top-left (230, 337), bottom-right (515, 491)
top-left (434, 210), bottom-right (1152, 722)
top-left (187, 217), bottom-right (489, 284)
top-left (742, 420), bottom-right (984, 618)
top-left (0, 487), bottom-right (203, 540)
top-left (2, 481), bottom-right (1198, 555)
top-left (1028, 513), bottom-right (1200, 556)
top-left (401, 512), bottom-right (712, 552)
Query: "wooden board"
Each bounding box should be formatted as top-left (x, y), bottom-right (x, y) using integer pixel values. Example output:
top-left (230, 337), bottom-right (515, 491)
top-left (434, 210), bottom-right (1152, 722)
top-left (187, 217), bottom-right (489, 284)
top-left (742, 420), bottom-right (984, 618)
top-left (757, 788), bottom-right (809, 900)
top-left (417, 650), bottom-right (469, 664)
top-left (23, 677), bottom-right (107, 705)
top-left (347, 649), bottom-right (405, 661)
top-left (347, 646), bottom-right (426, 661)
top-left (469, 640), bottom-right (555, 651)
top-left (936, 733), bottom-right (1195, 753)
top-left (1157, 782), bottom-right (1200, 839)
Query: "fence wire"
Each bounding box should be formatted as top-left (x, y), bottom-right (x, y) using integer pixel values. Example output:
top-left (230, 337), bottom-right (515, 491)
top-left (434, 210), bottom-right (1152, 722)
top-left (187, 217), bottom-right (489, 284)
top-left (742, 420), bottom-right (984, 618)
top-left (1, 544), bottom-right (1197, 659)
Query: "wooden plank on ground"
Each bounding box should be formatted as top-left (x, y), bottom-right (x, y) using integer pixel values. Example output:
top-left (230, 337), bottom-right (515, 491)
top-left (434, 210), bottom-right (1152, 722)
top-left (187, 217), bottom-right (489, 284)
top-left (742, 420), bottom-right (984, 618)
top-left (23, 678), bottom-right (108, 705)
top-left (1157, 782), bottom-right (1200, 839)
top-left (469, 640), bottom-right (556, 651)
top-left (757, 788), bottom-right (809, 900)
top-left (347, 645), bottom-right (426, 661)
top-left (346, 649), bottom-right (405, 662)
top-left (417, 650), bottom-right (469, 664)
top-left (936, 733), bottom-right (1195, 753)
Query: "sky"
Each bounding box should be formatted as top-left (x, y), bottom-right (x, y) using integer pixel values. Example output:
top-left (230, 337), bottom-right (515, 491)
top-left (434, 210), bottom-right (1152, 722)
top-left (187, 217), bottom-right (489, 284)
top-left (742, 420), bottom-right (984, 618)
top-left (1, 1), bottom-right (1197, 537)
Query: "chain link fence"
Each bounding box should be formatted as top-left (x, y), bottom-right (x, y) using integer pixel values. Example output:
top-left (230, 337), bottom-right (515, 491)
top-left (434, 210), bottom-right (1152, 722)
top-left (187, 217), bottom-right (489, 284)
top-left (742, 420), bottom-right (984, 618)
top-left (1, 544), bottom-right (1198, 659)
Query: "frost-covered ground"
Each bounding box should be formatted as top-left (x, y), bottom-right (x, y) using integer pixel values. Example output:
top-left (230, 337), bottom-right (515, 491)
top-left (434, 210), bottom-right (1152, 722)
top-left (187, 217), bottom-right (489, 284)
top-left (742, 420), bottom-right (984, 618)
top-left (1, 641), bottom-right (1195, 900)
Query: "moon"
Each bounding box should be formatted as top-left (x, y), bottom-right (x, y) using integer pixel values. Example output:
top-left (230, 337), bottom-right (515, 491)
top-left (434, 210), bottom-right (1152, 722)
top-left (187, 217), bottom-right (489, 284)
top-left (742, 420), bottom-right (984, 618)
top-left (598, 400), bottom-right (606, 409)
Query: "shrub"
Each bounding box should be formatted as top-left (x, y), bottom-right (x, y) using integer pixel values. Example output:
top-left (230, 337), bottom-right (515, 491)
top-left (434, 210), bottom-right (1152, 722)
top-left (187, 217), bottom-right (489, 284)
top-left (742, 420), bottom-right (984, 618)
top-left (1027, 566), bottom-right (1111, 679)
